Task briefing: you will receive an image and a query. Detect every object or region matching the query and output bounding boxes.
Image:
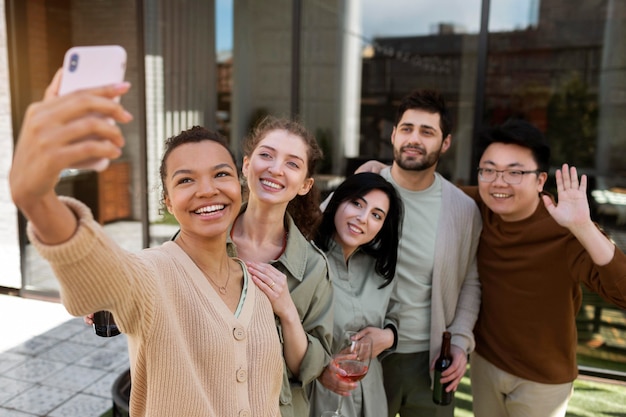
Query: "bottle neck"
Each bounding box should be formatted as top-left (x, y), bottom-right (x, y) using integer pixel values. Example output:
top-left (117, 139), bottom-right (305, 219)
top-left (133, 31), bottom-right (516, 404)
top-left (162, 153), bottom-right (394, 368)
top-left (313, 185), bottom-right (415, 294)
top-left (441, 331), bottom-right (451, 357)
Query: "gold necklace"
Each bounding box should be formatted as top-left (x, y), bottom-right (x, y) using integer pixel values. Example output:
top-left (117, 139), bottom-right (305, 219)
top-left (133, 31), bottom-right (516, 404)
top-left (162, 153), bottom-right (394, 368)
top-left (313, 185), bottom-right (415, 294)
top-left (176, 237), bottom-right (232, 295)
top-left (202, 259), bottom-right (231, 295)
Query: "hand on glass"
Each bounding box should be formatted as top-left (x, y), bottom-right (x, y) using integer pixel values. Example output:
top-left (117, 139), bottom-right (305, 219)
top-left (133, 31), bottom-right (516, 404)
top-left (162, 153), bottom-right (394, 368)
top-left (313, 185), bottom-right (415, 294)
top-left (321, 331), bottom-right (373, 417)
top-left (354, 326), bottom-right (394, 358)
top-left (318, 352), bottom-right (358, 396)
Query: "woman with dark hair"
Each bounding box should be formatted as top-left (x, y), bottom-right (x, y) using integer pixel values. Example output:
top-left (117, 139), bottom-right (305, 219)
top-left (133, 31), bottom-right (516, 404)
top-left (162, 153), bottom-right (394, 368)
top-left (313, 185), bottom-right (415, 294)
top-left (309, 172), bottom-right (403, 417)
top-left (230, 115), bottom-right (334, 417)
top-left (9, 73), bottom-right (283, 416)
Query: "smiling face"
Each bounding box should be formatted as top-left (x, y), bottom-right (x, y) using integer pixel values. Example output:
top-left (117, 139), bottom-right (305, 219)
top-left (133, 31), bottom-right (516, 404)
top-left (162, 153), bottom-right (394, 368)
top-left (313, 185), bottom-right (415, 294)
top-left (242, 129), bottom-right (314, 206)
top-left (478, 142), bottom-right (548, 222)
top-left (163, 141), bottom-right (241, 239)
top-left (333, 189), bottom-right (390, 259)
top-left (391, 109), bottom-right (451, 172)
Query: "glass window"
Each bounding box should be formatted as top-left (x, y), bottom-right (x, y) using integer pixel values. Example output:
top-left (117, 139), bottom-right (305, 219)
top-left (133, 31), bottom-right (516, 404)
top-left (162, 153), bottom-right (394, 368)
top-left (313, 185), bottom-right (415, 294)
top-left (355, 0), bottom-right (626, 382)
top-left (484, 0), bottom-right (626, 377)
top-left (358, 0), bottom-right (482, 183)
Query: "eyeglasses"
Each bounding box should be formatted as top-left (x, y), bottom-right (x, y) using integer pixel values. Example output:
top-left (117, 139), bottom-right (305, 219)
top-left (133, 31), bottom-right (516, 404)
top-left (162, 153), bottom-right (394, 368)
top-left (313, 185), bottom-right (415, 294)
top-left (477, 168), bottom-right (541, 185)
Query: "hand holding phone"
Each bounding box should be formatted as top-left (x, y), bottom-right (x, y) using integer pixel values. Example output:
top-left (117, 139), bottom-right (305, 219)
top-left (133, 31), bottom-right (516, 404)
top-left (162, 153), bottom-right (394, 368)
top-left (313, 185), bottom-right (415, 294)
top-left (58, 45), bottom-right (127, 171)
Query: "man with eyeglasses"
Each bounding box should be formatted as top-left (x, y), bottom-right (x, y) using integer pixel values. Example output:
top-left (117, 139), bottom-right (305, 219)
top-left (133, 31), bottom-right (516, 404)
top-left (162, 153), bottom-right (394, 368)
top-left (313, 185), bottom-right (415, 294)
top-left (463, 118), bottom-right (626, 417)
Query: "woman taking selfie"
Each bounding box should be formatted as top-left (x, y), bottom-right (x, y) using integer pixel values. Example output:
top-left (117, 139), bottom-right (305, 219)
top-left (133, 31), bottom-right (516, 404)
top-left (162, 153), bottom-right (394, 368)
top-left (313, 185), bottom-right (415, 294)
top-left (9, 73), bottom-right (283, 417)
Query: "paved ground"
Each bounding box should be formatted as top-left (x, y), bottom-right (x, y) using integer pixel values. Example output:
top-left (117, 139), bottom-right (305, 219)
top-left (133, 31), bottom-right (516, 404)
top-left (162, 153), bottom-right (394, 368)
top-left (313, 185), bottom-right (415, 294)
top-left (0, 221), bottom-right (178, 416)
top-left (0, 294), bottom-right (129, 417)
top-left (0, 221), bottom-right (171, 417)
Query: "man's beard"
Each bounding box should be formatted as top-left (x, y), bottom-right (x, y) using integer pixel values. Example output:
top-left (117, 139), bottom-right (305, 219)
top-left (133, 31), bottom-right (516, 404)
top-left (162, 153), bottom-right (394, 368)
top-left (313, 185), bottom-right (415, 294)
top-left (394, 145), bottom-right (441, 171)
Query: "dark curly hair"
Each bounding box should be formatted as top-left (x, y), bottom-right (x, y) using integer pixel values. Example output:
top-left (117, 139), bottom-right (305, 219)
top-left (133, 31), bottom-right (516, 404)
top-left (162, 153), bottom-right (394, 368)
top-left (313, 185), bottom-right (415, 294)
top-left (159, 126), bottom-right (236, 206)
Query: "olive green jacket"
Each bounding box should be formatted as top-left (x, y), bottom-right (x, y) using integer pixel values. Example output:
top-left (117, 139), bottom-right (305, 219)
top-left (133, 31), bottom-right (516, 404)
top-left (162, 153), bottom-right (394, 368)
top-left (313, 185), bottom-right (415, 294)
top-left (227, 210), bottom-right (334, 417)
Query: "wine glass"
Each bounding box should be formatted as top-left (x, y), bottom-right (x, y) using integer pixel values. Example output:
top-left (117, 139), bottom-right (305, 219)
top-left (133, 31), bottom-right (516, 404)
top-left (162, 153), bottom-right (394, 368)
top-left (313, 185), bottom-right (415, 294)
top-left (321, 331), bottom-right (373, 417)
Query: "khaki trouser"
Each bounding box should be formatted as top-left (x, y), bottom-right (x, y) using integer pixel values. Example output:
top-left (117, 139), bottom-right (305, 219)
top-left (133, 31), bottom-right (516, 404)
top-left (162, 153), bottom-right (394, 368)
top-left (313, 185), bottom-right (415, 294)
top-left (470, 352), bottom-right (573, 417)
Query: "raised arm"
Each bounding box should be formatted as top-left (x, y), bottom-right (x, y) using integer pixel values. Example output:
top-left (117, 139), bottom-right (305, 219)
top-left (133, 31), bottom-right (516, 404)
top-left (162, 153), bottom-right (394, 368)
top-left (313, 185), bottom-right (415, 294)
top-left (9, 71), bottom-right (132, 244)
top-left (542, 164), bottom-right (615, 265)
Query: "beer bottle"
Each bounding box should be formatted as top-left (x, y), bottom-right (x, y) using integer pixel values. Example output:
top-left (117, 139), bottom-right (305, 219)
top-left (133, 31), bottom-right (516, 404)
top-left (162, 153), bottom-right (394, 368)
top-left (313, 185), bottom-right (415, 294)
top-left (433, 331), bottom-right (453, 405)
top-left (93, 310), bottom-right (120, 337)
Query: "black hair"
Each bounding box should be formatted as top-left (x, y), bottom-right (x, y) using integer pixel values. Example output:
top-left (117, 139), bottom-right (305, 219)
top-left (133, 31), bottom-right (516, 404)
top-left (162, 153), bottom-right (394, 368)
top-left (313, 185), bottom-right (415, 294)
top-left (477, 118), bottom-right (551, 172)
top-left (395, 89), bottom-right (453, 139)
top-left (315, 172), bottom-right (403, 288)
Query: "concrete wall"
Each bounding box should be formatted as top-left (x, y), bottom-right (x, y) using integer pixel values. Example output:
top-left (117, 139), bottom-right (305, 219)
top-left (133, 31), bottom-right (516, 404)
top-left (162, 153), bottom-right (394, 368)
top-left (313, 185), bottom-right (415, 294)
top-left (144, 0), bottom-right (216, 222)
top-left (232, 0), bottom-right (362, 174)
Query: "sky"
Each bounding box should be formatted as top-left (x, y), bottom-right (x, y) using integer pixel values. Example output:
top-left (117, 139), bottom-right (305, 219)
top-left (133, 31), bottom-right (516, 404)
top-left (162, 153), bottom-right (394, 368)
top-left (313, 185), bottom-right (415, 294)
top-left (215, 0), bottom-right (537, 52)
top-left (361, 0), bottom-right (536, 38)
top-left (216, 0), bottom-right (233, 53)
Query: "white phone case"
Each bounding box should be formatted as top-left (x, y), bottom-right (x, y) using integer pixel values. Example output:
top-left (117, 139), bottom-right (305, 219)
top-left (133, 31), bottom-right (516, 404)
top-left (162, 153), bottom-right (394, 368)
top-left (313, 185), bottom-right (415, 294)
top-left (59, 45), bottom-right (127, 171)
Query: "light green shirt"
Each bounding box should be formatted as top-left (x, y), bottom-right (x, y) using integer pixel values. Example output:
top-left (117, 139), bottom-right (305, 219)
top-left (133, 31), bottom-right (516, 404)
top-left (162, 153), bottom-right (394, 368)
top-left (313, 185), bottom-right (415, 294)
top-left (309, 240), bottom-right (396, 417)
top-left (381, 167), bottom-right (442, 353)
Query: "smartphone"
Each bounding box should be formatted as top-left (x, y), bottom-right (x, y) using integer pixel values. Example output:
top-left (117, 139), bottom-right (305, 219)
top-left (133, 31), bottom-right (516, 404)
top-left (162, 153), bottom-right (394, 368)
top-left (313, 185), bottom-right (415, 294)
top-left (59, 45), bottom-right (127, 171)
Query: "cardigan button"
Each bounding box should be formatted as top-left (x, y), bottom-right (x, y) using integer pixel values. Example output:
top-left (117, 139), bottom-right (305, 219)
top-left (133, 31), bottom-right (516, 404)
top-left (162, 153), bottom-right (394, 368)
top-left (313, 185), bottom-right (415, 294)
top-left (233, 326), bottom-right (246, 340)
top-left (236, 368), bottom-right (248, 382)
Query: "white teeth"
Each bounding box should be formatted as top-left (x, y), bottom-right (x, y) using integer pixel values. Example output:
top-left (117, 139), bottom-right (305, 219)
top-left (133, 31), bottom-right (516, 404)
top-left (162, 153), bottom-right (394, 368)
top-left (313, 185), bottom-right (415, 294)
top-left (195, 204), bottom-right (224, 214)
top-left (261, 179), bottom-right (283, 189)
top-left (492, 193), bottom-right (509, 198)
top-left (348, 224), bottom-right (363, 234)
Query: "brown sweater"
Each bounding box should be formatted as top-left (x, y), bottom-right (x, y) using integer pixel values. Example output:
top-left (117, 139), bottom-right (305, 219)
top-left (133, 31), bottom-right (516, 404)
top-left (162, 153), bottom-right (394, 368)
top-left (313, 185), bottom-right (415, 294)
top-left (28, 197), bottom-right (283, 416)
top-left (463, 187), bottom-right (626, 384)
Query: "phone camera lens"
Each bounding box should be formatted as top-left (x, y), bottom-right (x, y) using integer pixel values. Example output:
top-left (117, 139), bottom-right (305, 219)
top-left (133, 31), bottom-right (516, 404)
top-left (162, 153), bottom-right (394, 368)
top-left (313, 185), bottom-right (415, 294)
top-left (69, 53), bottom-right (79, 72)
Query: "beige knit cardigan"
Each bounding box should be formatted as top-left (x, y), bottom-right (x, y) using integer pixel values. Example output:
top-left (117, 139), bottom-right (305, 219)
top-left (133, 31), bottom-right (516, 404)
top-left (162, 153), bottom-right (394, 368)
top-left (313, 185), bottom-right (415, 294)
top-left (28, 197), bottom-right (283, 417)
